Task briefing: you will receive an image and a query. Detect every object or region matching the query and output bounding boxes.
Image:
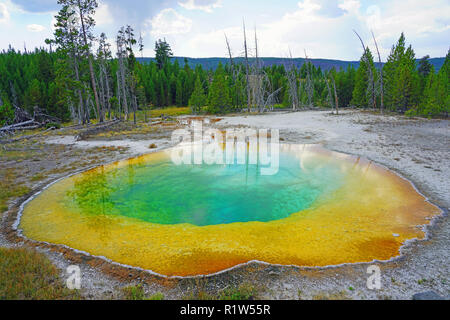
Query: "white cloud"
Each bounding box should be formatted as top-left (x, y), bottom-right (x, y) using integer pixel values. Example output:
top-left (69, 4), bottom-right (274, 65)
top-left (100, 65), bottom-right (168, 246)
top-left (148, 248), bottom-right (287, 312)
top-left (188, 26), bottom-right (243, 57)
top-left (367, 0), bottom-right (450, 36)
top-left (338, 0), bottom-right (360, 15)
top-left (185, 0), bottom-right (362, 58)
top-left (27, 24), bottom-right (45, 32)
top-left (360, 0), bottom-right (450, 58)
top-left (297, 0), bottom-right (321, 14)
top-left (0, 3), bottom-right (10, 24)
top-left (178, 0), bottom-right (222, 13)
top-left (95, 1), bottom-right (113, 26)
top-left (50, 15), bottom-right (57, 32)
top-left (147, 8), bottom-right (192, 37)
top-left (242, 0), bottom-right (363, 59)
top-left (184, 0), bottom-right (449, 60)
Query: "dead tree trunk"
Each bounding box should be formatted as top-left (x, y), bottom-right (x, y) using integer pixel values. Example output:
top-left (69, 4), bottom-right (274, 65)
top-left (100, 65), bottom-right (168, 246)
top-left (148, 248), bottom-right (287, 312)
top-left (354, 30), bottom-right (376, 110)
top-left (116, 71), bottom-right (122, 120)
top-left (117, 37), bottom-right (129, 120)
top-left (304, 50), bottom-right (314, 108)
top-left (72, 53), bottom-right (85, 125)
top-left (372, 31), bottom-right (384, 114)
top-left (330, 74), bottom-right (339, 115)
top-left (78, 0), bottom-right (103, 123)
top-left (225, 33), bottom-right (239, 108)
top-left (243, 20), bottom-right (251, 112)
top-left (286, 50), bottom-right (299, 110)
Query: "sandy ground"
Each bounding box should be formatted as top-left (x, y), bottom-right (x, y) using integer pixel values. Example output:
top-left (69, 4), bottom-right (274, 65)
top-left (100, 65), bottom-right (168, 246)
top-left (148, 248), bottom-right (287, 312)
top-left (1, 110), bottom-right (448, 300)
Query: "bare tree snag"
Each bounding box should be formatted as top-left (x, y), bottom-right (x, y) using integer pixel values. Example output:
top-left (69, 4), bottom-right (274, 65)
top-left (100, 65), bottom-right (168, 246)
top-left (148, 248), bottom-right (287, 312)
top-left (330, 74), bottom-right (339, 115)
top-left (77, 0), bottom-right (103, 123)
top-left (372, 30), bottom-right (384, 114)
top-left (243, 20), bottom-right (251, 112)
top-left (304, 50), bottom-right (314, 108)
top-left (353, 30), bottom-right (376, 110)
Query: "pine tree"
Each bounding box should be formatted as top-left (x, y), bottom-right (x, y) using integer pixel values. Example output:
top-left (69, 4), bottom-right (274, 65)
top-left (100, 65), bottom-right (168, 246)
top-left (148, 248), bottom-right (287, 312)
top-left (207, 63), bottom-right (231, 114)
top-left (175, 78), bottom-right (183, 107)
top-left (392, 44), bottom-right (418, 113)
top-left (383, 33), bottom-right (420, 112)
top-left (154, 39), bottom-right (173, 70)
top-left (394, 62), bottom-right (414, 113)
top-left (418, 55), bottom-right (432, 78)
top-left (52, 4), bottom-right (86, 124)
top-left (189, 75), bottom-right (207, 114)
top-left (0, 95), bottom-right (14, 126)
top-left (352, 48), bottom-right (375, 108)
top-left (25, 79), bottom-right (42, 110)
top-left (58, 0), bottom-right (103, 122)
top-left (434, 50), bottom-right (450, 116)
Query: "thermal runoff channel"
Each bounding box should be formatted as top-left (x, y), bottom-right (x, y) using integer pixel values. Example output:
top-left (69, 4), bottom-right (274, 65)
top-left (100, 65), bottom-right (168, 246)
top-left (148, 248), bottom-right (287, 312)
top-left (19, 144), bottom-right (440, 277)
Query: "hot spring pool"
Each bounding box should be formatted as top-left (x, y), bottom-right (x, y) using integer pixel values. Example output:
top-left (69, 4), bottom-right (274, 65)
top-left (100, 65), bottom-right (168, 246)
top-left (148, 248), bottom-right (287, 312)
top-left (19, 144), bottom-right (440, 277)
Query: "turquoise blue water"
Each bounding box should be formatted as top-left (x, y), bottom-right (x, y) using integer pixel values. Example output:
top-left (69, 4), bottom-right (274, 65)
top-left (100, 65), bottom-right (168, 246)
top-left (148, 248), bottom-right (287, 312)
top-left (67, 149), bottom-right (345, 226)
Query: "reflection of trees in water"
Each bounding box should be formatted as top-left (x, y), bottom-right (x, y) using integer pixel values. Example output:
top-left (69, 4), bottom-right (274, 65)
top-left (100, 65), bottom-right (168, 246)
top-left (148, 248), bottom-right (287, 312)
top-left (66, 166), bottom-right (125, 243)
top-left (67, 166), bottom-right (116, 216)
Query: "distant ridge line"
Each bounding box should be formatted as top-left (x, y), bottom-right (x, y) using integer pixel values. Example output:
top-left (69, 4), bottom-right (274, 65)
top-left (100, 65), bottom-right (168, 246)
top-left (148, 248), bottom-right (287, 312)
top-left (137, 56), bottom-right (445, 71)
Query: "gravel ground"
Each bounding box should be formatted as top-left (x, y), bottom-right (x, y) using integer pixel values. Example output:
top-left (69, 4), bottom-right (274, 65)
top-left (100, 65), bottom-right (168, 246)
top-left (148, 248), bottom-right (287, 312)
top-left (1, 110), bottom-right (448, 300)
top-left (218, 110), bottom-right (449, 300)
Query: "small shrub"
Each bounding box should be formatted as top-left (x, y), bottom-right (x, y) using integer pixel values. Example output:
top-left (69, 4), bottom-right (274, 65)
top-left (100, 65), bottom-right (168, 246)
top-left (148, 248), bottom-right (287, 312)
top-left (122, 285), bottom-right (146, 300)
top-left (45, 122), bottom-right (61, 129)
top-left (219, 284), bottom-right (258, 300)
top-left (147, 293), bottom-right (165, 300)
top-left (417, 279), bottom-right (427, 285)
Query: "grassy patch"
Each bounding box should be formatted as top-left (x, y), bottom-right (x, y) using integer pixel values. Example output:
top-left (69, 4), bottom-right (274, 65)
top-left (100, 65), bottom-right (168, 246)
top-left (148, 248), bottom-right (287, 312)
top-left (114, 107), bottom-right (191, 123)
top-left (218, 284), bottom-right (258, 300)
top-left (148, 293), bottom-right (165, 300)
top-left (417, 279), bottom-right (428, 285)
top-left (0, 247), bottom-right (80, 300)
top-left (149, 107), bottom-right (191, 118)
top-left (0, 148), bottom-right (36, 161)
top-left (95, 123), bottom-right (159, 138)
top-left (31, 173), bottom-right (47, 182)
top-left (312, 291), bottom-right (351, 300)
top-left (121, 285), bottom-right (165, 300)
top-left (122, 285), bottom-right (146, 300)
top-left (0, 169), bottom-right (30, 214)
top-left (183, 283), bottom-right (259, 301)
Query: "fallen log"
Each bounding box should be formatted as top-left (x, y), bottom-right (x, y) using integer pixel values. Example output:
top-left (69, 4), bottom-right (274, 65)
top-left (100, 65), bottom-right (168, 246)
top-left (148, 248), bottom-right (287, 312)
top-left (0, 127), bottom-right (56, 144)
top-left (8, 125), bottom-right (40, 131)
top-left (75, 120), bottom-right (121, 141)
top-left (0, 120), bottom-right (38, 132)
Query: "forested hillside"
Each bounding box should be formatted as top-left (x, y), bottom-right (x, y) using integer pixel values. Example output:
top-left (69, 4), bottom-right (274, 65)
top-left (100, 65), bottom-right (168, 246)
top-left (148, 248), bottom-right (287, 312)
top-left (137, 56), bottom-right (446, 72)
top-left (0, 0), bottom-right (448, 128)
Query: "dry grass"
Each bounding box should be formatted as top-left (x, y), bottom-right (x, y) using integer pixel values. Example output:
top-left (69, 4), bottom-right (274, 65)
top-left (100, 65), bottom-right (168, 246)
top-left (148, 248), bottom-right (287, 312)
top-left (0, 148), bottom-right (37, 161)
top-left (0, 169), bottom-right (30, 214)
top-left (312, 290), bottom-right (352, 300)
top-left (149, 107), bottom-right (191, 118)
top-left (0, 248), bottom-right (81, 300)
top-left (182, 283), bottom-right (260, 301)
top-left (121, 285), bottom-right (165, 300)
top-left (218, 283), bottom-right (259, 300)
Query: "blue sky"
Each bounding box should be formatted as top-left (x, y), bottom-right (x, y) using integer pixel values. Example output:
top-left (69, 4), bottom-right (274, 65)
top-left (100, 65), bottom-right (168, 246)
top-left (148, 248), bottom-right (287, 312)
top-left (0, 0), bottom-right (449, 60)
